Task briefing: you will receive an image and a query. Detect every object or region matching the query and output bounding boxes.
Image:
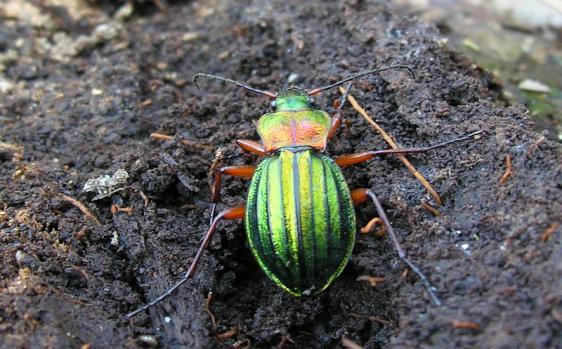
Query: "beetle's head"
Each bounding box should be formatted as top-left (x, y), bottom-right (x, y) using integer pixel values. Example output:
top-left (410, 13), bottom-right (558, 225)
top-left (272, 86), bottom-right (312, 111)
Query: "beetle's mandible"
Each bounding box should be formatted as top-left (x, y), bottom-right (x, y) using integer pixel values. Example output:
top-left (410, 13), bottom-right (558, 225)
top-left (126, 66), bottom-right (482, 318)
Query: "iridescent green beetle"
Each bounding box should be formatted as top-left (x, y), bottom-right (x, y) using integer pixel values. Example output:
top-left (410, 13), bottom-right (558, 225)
top-left (126, 66), bottom-right (481, 317)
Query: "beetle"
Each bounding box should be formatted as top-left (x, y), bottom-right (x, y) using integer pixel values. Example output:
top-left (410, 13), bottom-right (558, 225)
top-left (126, 66), bottom-right (481, 317)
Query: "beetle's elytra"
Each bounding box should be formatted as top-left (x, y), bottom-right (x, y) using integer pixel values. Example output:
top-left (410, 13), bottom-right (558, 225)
top-left (246, 150), bottom-right (355, 296)
top-left (126, 66), bottom-right (482, 318)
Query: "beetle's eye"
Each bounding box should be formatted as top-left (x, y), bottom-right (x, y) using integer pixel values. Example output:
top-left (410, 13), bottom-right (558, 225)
top-left (270, 100), bottom-right (277, 108)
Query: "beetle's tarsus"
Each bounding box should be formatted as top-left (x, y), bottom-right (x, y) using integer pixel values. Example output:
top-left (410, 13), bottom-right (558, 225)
top-left (125, 206), bottom-right (245, 318)
top-left (125, 276), bottom-right (191, 318)
top-left (192, 73), bottom-right (202, 90)
top-left (209, 202), bottom-right (217, 226)
top-left (366, 189), bottom-right (443, 306)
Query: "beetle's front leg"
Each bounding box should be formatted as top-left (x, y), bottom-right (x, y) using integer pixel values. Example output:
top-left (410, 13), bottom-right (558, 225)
top-left (350, 188), bottom-right (442, 306)
top-left (236, 139), bottom-right (268, 156)
top-left (327, 82), bottom-right (353, 140)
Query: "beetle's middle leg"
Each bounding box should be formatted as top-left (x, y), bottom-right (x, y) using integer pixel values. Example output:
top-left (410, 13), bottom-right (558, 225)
top-left (350, 188), bottom-right (442, 306)
top-left (335, 131), bottom-right (482, 167)
top-left (210, 165), bottom-right (254, 223)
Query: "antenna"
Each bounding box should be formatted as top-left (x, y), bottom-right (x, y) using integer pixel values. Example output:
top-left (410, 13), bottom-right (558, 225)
top-left (193, 73), bottom-right (277, 98)
top-left (307, 65), bottom-right (415, 96)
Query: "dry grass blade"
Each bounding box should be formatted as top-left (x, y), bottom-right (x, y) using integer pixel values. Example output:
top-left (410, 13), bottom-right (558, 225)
top-left (340, 88), bottom-right (442, 205)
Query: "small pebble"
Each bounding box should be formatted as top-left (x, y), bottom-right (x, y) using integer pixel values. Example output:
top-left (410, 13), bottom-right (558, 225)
top-left (15, 250), bottom-right (28, 264)
top-left (137, 335), bottom-right (158, 348)
top-left (287, 73), bottom-right (299, 84)
top-left (115, 3), bottom-right (134, 20)
top-left (110, 231), bottom-right (119, 247)
top-left (0, 77), bottom-right (15, 93)
top-left (518, 79), bottom-right (550, 93)
top-left (182, 32), bottom-right (200, 42)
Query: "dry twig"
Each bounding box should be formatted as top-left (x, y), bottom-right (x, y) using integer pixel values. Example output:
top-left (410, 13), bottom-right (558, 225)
top-left (340, 88), bottom-right (442, 205)
top-left (540, 223), bottom-right (559, 242)
top-left (421, 202), bottom-right (441, 216)
top-left (356, 275), bottom-right (385, 287)
top-left (150, 132), bottom-right (212, 150)
top-left (60, 194), bottom-right (101, 226)
top-left (451, 320), bottom-right (481, 330)
top-left (527, 135), bottom-right (546, 155)
top-left (342, 336), bottom-right (363, 349)
top-left (499, 154), bottom-right (513, 184)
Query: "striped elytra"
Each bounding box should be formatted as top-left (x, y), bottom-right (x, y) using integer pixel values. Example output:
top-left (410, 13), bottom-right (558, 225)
top-left (245, 149), bottom-right (356, 296)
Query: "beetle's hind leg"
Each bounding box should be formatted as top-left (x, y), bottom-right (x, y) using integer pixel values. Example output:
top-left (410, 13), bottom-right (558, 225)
top-left (351, 188), bottom-right (442, 306)
top-left (125, 206), bottom-right (245, 318)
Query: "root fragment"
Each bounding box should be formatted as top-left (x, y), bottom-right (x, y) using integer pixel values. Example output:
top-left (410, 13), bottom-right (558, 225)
top-left (360, 217), bottom-right (385, 236)
top-left (204, 291), bottom-right (218, 330)
top-left (276, 334), bottom-right (295, 348)
top-left (215, 327), bottom-right (238, 341)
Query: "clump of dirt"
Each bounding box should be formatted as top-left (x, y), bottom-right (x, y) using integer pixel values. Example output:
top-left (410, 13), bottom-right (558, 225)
top-left (0, 1), bottom-right (560, 348)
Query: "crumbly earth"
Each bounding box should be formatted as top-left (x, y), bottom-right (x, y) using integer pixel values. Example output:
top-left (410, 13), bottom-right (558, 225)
top-left (0, 1), bottom-right (560, 348)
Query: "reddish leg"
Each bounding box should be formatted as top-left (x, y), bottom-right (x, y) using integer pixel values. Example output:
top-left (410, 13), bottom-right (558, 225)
top-left (351, 188), bottom-right (442, 306)
top-left (209, 139), bottom-right (262, 224)
top-left (126, 206), bottom-right (245, 318)
top-left (328, 82), bottom-right (352, 140)
top-left (210, 165), bottom-right (254, 225)
top-left (336, 131), bottom-right (482, 168)
top-left (212, 166), bottom-right (255, 203)
top-left (236, 139), bottom-right (268, 156)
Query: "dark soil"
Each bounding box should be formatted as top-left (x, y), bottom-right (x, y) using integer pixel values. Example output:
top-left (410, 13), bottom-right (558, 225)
top-left (0, 1), bottom-right (560, 348)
